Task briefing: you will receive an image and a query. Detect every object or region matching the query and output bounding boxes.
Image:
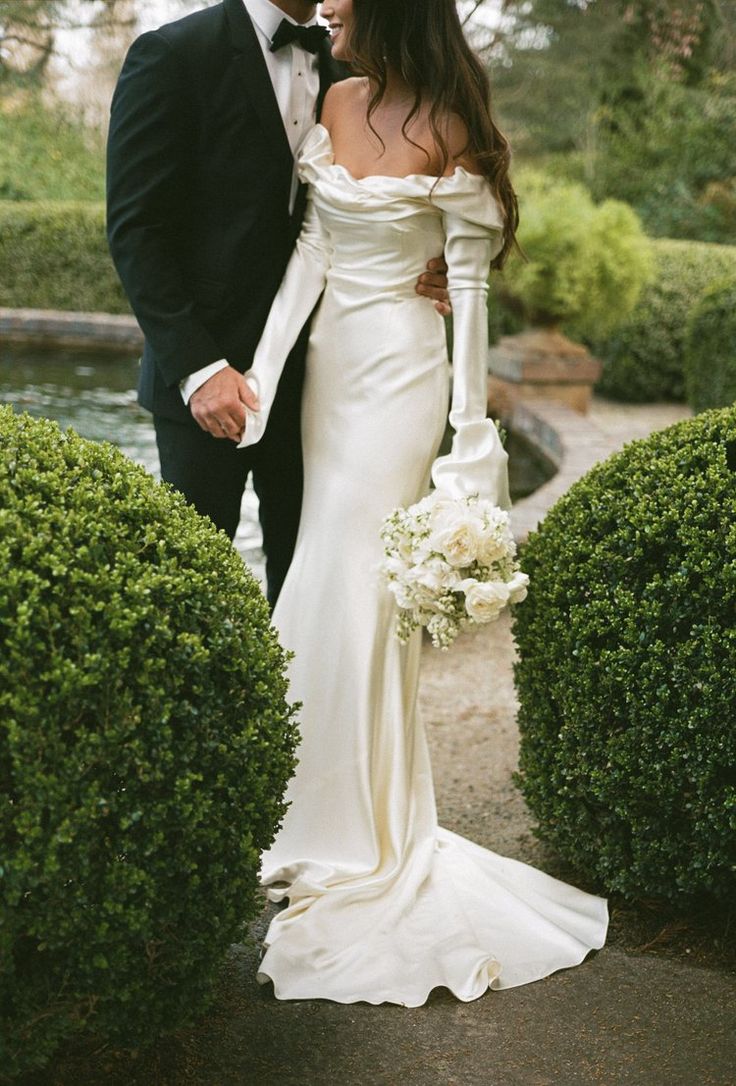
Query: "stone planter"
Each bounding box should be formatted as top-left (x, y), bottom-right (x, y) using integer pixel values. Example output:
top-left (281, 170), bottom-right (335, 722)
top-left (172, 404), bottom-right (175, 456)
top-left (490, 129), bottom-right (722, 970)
top-left (487, 327), bottom-right (602, 420)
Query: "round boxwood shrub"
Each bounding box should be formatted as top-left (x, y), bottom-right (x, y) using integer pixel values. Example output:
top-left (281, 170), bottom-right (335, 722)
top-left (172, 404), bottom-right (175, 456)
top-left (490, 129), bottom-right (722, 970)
top-left (513, 406), bottom-right (736, 905)
top-left (500, 170), bottom-right (653, 342)
top-left (0, 408), bottom-right (298, 1078)
top-left (684, 276), bottom-right (736, 413)
top-left (594, 238), bottom-right (736, 403)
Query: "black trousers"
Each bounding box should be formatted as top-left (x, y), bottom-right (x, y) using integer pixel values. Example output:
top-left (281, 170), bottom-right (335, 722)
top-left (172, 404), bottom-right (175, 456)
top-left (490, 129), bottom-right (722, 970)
top-left (154, 340), bottom-right (306, 610)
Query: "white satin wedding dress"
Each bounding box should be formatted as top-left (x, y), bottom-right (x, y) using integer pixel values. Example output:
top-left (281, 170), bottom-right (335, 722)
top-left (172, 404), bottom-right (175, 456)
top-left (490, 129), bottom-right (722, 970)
top-left (239, 124), bottom-right (608, 1005)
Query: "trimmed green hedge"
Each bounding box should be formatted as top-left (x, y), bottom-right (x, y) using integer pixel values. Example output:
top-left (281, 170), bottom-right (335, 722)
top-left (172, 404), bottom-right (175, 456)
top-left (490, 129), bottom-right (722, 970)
top-left (0, 408), bottom-right (298, 1078)
top-left (513, 407), bottom-right (736, 905)
top-left (594, 238), bottom-right (736, 402)
top-left (684, 277), bottom-right (736, 413)
top-left (0, 101), bottom-right (105, 204)
top-left (0, 201), bottom-right (128, 313)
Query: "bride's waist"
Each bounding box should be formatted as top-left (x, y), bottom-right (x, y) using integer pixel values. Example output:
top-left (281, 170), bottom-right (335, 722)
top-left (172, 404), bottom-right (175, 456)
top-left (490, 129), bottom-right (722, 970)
top-left (325, 264), bottom-right (429, 299)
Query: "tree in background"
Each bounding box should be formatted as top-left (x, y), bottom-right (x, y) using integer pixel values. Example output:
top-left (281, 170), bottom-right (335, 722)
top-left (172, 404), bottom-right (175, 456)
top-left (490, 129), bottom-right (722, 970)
top-left (0, 0), bottom-right (135, 92)
top-left (0, 0), bottom-right (138, 200)
top-left (487, 0), bottom-right (736, 242)
top-left (2, 0), bottom-right (734, 237)
top-left (0, 0), bottom-right (66, 90)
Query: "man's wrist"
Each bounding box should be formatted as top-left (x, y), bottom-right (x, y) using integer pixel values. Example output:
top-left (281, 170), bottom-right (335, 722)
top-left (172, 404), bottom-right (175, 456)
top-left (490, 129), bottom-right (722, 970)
top-left (180, 359), bottom-right (229, 404)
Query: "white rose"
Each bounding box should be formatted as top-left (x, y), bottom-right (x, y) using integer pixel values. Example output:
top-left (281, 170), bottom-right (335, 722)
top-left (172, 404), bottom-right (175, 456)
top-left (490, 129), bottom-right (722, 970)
top-left (431, 516), bottom-right (485, 568)
top-left (464, 580), bottom-right (510, 622)
top-left (407, 559), bottom-right (459, 598)
top-left (477, 530), bottom-right (509, 565)
top-left (429, 497), bottom-right (482, 536)
top-left (427, 558), bottom-right (462, 591)
top-left (507, 570), bottom-right (530, 604)
top-left (428, 495), bottom-right (464, 526)
top-left (414, 565), bottom-right (444, 595)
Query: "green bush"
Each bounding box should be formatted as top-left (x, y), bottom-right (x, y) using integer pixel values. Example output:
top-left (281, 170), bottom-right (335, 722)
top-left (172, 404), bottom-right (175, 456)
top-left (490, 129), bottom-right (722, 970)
top-left (0, 99), bottom-right (105, 203)
top-left (500, 170), bottom-right (653, 341)
top-left (0, 201), bottom-right (129, 313)
top-left (0, 408), bottom-right (298, 1078)
top-left (684, 277), bottom-right (736, 413)
top-left (594, 237), bottom-right (736, 403)
top-left (513, 407), bottom-right (736, 905)
top-left (594, 237), bottom-right (736, 402)
top-left (591, 67), bottom-right (736, 245)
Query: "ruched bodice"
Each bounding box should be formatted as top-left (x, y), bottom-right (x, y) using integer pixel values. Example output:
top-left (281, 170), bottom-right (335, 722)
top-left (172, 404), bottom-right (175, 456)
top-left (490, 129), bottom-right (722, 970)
top-left (238, 124), bottom-right (608, 1006)
top-left (299, 124), bottom-right (503, 297)
top-left (298, 122), bottom-right (504, 220)
top-left (239, 124), bottom-right (511, 508)
top-left (321, 209), bottom-right (446, 296)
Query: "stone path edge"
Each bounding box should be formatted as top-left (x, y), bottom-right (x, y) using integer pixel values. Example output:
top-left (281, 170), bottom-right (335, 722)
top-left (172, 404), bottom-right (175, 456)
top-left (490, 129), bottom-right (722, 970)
top-left (509, 398), bottom-right (622, 543)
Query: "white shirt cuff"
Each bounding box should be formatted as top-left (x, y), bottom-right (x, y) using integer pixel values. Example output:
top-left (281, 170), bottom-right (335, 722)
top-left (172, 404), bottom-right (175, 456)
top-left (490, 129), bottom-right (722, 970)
top-left (180, 359), bottom-right (229, 405)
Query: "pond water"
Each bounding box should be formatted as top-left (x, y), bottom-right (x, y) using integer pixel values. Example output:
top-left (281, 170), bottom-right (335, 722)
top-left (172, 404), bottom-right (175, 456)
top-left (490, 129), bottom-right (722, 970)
top-left (0, 344), bottom-right (265, 583)
top-left (0, 345), bottom-right (554, 584)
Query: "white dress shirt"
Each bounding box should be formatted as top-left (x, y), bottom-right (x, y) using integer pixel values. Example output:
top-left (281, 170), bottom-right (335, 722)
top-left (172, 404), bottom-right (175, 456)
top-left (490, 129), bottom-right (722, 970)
top-left (180, 0), bottom-right (321, 405)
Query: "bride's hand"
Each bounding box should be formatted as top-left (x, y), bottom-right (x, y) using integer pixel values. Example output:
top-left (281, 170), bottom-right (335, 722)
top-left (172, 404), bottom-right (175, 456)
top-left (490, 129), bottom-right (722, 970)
top-left (189, 365), bottom-right (260, 443)
top-left (416, 256), bottom-right (451, 317)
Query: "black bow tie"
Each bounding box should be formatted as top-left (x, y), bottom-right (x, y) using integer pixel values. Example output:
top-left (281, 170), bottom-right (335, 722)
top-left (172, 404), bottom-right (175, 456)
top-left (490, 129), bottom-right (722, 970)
top-left (270, 20), bottom-right (330, 55)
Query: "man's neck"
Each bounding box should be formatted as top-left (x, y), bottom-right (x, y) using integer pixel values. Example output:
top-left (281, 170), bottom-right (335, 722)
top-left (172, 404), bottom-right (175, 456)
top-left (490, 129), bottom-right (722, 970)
top-left (268, 0), bottom-right (317, 25)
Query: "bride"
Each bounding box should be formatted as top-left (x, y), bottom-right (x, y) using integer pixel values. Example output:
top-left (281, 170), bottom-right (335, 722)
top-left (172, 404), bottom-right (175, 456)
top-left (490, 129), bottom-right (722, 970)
top-left (239, 0), bottom-right (608, 1005)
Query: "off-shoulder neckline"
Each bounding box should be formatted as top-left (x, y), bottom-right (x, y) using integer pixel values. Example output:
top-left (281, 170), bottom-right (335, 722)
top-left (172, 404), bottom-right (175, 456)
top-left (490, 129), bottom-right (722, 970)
top-left (309, 123), bottom-right (487, 188)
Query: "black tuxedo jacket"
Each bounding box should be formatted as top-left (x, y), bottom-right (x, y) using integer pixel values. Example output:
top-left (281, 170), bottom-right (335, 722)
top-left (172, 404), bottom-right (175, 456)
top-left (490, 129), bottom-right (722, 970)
top-left (106, 0), bottom-right (344, 424)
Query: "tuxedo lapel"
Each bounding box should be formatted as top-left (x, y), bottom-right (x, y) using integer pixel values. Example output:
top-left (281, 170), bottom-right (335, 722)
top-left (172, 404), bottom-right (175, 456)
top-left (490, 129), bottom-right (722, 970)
top-left (224, 0), bottom-right (293, 175)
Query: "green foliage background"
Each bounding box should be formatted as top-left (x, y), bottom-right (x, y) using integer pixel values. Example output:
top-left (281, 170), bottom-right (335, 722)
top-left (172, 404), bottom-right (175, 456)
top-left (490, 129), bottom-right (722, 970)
top-left (590, 66), bottom-right (736, 244)
top-left (684, 276), bottom-right (736, 412)
top-left (592, 237), bottom-right (736, 402)
top-left (493, 0), bottom-right (736, 245)
top-left (501, 169), bottom-right (654, 337)
top-left (0, 101), bottom-right (105, 202)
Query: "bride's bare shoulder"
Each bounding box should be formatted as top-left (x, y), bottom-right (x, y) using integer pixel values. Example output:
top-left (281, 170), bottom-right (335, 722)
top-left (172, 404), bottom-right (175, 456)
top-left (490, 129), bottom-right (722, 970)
top-left (321, 78), bottom-right (368, 131)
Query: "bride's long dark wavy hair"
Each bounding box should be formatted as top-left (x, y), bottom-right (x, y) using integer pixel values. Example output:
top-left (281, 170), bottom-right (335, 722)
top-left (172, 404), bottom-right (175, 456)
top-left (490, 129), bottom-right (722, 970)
top-left (347, 0), bottom-right (518, 268)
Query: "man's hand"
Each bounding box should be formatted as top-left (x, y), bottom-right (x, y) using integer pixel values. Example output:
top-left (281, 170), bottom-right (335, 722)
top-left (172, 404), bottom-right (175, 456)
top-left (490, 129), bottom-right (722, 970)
top-left (189, 365), bottom-right (259, 443)
top-left (416, 256), bottom-right (451, 316)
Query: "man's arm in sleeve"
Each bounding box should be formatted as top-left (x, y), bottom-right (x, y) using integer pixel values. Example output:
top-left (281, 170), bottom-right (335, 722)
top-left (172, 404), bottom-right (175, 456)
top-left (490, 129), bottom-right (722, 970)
top-left (106, 31), bottom-right (223, 388)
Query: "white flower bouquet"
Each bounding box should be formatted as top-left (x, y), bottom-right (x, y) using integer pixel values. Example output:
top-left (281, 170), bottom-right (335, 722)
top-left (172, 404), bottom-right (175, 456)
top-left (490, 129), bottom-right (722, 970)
top-left (379, 491), bottom-right (529, 649)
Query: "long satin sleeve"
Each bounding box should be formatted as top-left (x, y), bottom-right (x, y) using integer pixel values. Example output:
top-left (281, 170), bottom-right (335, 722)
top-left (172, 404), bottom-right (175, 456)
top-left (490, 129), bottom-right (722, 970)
top-left (430, 210), bottom-right (511, 510)
top-left (237, 190), bottom-right (332, 449)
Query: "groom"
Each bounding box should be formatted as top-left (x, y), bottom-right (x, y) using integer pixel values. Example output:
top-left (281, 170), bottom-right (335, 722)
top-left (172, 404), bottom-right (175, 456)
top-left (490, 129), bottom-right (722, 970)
top-left (107, 0), bottom-right (448, 606)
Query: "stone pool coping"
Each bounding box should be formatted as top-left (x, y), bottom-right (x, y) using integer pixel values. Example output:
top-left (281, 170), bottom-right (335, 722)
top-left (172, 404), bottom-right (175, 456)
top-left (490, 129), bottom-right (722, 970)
top-left (0, 307), bottom-right (143, 351)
